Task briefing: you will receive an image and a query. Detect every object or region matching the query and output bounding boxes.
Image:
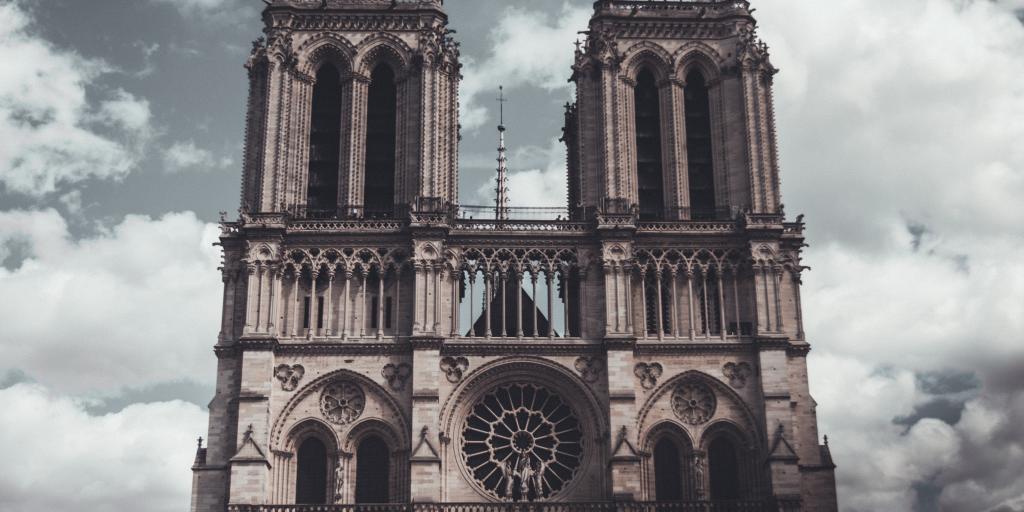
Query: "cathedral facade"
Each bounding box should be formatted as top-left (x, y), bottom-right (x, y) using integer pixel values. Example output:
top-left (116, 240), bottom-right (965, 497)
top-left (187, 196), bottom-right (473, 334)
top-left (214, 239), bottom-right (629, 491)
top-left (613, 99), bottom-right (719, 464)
top-left (190, 1), bottom-right (838, 511)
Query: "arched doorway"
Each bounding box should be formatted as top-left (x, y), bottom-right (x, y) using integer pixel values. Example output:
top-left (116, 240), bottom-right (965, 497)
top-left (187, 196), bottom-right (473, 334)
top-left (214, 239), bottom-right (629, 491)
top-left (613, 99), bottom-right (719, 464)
top-left (295, 437), bottom-right (328, 504)
top-left (355, 435), bottom-right (390, 503)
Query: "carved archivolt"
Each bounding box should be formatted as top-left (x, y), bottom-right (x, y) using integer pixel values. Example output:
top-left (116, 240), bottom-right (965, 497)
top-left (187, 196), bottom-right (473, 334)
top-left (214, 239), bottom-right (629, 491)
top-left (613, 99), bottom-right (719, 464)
top-left (632, 247), bottom-right (743, 275)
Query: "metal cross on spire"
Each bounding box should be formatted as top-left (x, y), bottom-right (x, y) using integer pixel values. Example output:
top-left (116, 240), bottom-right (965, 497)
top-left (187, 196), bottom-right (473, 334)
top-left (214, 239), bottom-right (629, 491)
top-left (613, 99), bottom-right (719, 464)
top-left (494, 85), bottom-right (510, 221)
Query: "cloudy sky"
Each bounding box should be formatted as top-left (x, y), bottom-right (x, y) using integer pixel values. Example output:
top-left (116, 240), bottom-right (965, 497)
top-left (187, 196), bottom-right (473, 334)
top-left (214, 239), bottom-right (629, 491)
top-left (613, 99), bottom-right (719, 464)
top-left (0, 0), bottom-right (1022, 510)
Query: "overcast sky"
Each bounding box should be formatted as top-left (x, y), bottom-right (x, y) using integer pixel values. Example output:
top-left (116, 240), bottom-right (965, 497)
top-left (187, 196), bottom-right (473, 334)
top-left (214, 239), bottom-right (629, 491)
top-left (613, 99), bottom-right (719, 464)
top-left (0, 0), bottom-right (1023, 511)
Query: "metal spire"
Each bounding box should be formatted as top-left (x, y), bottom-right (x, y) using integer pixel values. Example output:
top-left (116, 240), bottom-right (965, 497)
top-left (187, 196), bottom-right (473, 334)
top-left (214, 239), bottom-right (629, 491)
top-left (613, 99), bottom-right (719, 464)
top-left (494, 85), bottom-right (510, 221)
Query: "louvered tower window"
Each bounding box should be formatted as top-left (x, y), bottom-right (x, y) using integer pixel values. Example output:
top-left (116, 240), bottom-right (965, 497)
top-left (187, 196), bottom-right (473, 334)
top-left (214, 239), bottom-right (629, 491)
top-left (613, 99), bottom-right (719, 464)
top-left (634, 68), bottom-right (665, 221)
top-left (306, 64), bottom-right (341, 217)
top-left (685, 70), bottom-right (716, 220)
top-left (364, 64), bottom-right (397, 218)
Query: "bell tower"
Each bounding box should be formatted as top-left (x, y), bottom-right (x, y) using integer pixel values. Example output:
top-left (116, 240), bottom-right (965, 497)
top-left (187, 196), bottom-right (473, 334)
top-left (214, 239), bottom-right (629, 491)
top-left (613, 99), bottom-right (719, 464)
top-left (566, 0), bottom-right (781, 221)
top-left (240, 0), bottom-right (460, 219)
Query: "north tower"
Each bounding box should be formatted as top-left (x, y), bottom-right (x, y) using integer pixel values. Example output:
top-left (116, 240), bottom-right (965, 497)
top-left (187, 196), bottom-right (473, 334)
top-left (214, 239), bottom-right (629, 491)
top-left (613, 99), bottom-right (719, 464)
top-left (191, 1), bottom-right (838, 511)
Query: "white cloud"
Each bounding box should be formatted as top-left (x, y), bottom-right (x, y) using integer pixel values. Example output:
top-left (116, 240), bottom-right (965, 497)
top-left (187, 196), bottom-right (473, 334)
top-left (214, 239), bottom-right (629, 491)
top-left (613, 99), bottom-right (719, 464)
top-left (0, 2), bottom-right (152, 197)
top-left (754, 0), bottom-right (1024, 509)
top-left (0, 209), bottom-right (222, 394)
top-left (0, 383), bottom-right (206, 512)
top-left (149, 0), bottom-right (255, 22)
top-left (459, 3), bottom-right (591, 131)
top-left (163, 140), bottom-right (233, 173)
top-left (475, 137), bottom-right (568, 207)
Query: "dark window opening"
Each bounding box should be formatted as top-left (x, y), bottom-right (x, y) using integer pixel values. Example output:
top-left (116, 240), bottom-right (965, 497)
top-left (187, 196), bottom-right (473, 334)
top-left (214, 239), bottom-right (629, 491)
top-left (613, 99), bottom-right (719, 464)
top-left (295, 437), bottom-right (328, 504)
top-left (302, 297), bottom-right (310, 329)
top-left (634, 68), bottom-right (665, 221)
top-left (307, 64), bottom-right (342, 217)
top-left (644, 272), bottom-right (673, 335)
top-left (708, 437), bottom-right (741, 500)
top-left (385, 297), bottom-right (393, 329)
top-left (364, 64), bottom-right (397, 218)
top-left (697, 273), bottom-right (722, 336)
top-left (370, 296), bottom-right (379, 329)
top-left (355, 435), bottom-right (390, 503)
top-left (302, 295), bottom-right (324, 329)
top-left (685, 70), bottom-right (716, 220)
top-left (654, 437), bottom-right (684, 501)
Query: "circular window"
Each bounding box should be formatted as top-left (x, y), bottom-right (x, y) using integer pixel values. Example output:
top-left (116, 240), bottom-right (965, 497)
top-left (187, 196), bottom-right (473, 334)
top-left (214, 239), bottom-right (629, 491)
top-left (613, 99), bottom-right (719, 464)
top-left (671, 381), bottom-right (717, 425)
top-left (461, 383), bottom-right (584, 502)
top-left (320, 381), bottom-right (365, 425)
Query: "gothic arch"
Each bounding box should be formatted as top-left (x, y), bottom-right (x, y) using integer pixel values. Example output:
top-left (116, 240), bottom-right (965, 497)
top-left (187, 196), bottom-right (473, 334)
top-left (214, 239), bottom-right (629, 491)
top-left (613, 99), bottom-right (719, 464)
top-left (297, 36), bottom-right (356, 79)
top-left (270, 367), bottom-right (409, 451)
top-left (637, 370), bottom-right (762, 449)
top-left (642, 420), bottom-right (697, 501)
top-left (673, 43), bottom-right (724, 82)
top-left (355, 34), bottom-right (412, 78)
top-left (439, 357), bottom-right (608, 502)
top-left (699, 419), bottom-right (761, 500)
top-left (340, 417), bottom-right (408, 504)
top-left (622, 41), bottom-right (674, 83)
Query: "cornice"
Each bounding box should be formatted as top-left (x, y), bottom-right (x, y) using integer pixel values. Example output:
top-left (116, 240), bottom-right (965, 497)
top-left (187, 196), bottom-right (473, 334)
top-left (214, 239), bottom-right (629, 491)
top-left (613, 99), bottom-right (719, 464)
top-left (440, 339), bottom-right (605, 356)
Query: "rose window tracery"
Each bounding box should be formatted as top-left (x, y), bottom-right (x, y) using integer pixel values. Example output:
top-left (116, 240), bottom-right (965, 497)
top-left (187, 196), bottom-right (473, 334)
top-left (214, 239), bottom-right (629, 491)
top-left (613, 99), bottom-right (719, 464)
top-left (671, 381), bottom-right (717, 425)
top-left (461, 384), bottom-right (584, 502)
top-left (319, 381), bottom-right (365, 425)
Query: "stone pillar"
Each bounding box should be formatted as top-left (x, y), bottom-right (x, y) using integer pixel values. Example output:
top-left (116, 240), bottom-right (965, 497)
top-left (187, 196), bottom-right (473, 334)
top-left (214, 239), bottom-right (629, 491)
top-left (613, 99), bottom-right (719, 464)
top-left (607, 338), bottom-right (641, 500)
top-left (227, 347), bottom-right (274, 505)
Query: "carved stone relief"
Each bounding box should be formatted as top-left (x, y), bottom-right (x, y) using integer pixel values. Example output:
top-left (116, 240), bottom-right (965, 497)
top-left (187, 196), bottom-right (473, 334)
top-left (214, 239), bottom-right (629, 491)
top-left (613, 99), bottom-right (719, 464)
top-left (722, 362), bottom-right (752, 389)
top-left (634, 362), bottom-right (664, 390)
top-left (319, 380), bottom-right (366, 425)
top-left (671, 381), bottom-right (717, 425)
top-left (381, 363), bottom-right (412, 391)
top-left (574, 356), bottom-right (604, 384)
top-left (274, 364), bottom-right (305, 391)
top-left (440, 356), bottom-right (469, 383)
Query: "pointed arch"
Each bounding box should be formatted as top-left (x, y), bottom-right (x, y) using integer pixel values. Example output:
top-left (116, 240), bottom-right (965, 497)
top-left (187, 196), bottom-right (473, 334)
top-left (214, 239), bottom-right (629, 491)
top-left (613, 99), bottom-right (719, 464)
top-left (684, 67), bottom-right (716, 220)
top-left (286, 419), bottom-right (340, 505)
top-left (700, 420), bottom-right (761, 500)
top-left (306, 62), bottom-right (344, 215)
top-left (644, 420), bottom-right (697, 501)
top-left (623, 42), bottom-right (674, 83)
top-left (354, 35), bottom-right (412, 78)
top-left (363, 62), bottom-right (398, 217)
top-left (634, 66), bottom-right (666, 221)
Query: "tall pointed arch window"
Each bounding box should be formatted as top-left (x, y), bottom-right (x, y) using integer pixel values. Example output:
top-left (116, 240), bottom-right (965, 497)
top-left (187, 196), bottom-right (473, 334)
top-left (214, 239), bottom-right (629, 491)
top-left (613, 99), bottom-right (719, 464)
top-left (708, 436), bottom-right (741, 500)
top-left (295, 437), bottom-right (328, 504)
top-left (364, 63), bottom-right (397, 218)
top-left (684, 69), bottom-right (716, 220)
top-left (355, 435), bottom-right (390, 503)
top-left (654, 437), bottom-right (684, 501)
top-left (634, 68), bottom-right (665, 221)
top-left (307, 64), bottom-right (342, 217)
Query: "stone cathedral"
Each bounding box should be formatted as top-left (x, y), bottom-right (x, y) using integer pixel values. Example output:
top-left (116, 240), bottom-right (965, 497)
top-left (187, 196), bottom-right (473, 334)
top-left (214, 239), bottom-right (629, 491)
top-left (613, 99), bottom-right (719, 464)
top-left (190, 1), bottom-right (838, 511)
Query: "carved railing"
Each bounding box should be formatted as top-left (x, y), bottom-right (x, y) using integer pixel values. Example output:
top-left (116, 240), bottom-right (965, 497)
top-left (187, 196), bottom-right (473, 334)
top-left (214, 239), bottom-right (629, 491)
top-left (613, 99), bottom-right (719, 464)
top-left (229, 502), bottom-right (768, 512)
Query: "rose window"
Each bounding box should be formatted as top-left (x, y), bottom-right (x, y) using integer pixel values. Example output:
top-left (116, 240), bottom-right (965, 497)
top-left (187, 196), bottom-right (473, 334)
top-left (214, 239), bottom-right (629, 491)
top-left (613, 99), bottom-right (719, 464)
top-left (671, 381), bottom-right (717, 425)
top-left (319, 381), bottom-right (365, 425)
top-left (461, 384), bottom-right (584, 502)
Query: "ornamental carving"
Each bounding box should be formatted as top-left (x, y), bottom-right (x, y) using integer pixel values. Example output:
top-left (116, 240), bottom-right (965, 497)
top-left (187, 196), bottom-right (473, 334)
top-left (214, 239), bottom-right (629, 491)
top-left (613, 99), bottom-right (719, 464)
top-left (722, 362), bottom-right (752, 389)
top-left (319, 381), bottom-right (365, 425)
top-left (634, 362), bottom-right (664, 390)
top-left (573, 357), bottom-right (603, 384)
top-left (440, 356), bottom-right (469, 383)
top-left (382, 363), bottom-right (412, 391)
top-left (274, 364), bottom-right (305, 391)
top-left (461, 384), bottom-right (583, 502)
top-left (671, 381), bottom-right (717, 425)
